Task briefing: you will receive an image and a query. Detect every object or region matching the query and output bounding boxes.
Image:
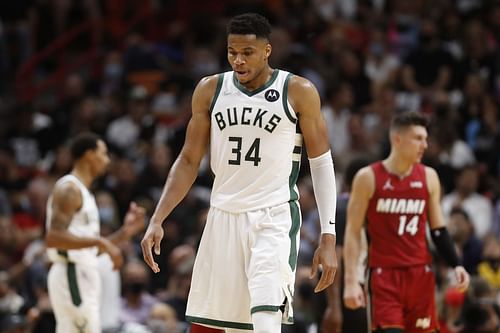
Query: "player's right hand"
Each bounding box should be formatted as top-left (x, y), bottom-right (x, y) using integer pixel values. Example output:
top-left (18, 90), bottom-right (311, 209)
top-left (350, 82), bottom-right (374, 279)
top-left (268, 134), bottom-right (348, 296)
top-left (343, 283), bottom-right (366, 309)
top-left (140, 223), bottom-right (164, 273)
top-left (98, 238), bottom-right (123, 270)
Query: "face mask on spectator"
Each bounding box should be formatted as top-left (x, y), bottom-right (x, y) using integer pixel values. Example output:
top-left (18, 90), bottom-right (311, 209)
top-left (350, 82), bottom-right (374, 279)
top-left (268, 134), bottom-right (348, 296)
top-left (105, 63), bottom-right (123, 80)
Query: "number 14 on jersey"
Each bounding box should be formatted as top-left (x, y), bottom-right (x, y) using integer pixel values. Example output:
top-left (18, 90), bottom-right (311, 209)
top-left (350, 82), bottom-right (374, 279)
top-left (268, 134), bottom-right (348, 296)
top-left (398, 215), bottom-right (419, 236)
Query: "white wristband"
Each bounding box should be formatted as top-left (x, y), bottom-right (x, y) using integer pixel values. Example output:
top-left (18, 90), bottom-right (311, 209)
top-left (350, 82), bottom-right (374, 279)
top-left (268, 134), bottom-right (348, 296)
top-left (309, 150), bottom-right (337, 235)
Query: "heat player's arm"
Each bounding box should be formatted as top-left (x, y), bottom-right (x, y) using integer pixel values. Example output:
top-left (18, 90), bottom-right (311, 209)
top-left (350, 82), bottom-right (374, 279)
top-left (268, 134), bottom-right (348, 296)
top-left (426, 166), bottom-right (461, 268)
top-left (45, 182), bottom-right (102, 250)
top-left (344, 167), bottom-right (374, 285)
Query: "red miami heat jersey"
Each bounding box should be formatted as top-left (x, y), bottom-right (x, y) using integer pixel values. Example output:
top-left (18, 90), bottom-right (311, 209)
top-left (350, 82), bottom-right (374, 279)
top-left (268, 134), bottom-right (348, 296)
top-left (366, 161), bottom-right (431, 268)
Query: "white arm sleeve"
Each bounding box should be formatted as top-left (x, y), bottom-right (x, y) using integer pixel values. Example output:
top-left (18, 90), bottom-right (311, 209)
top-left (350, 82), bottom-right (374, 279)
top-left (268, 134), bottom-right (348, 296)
top-left (308, 150), bottom-right (337, 235)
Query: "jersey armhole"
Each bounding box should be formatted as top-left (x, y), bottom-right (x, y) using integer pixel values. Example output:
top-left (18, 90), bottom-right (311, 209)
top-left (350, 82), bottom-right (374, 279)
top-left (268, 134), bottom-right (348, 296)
top-left (282, 73), bottom-right (297, 124)
top-left (208, 73), bottom-right (224, 115)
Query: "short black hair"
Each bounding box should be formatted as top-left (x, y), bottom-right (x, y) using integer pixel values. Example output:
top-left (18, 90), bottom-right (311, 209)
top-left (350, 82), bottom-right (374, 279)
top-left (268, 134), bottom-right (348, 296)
top-left (70, 132), bottom-right (101, 160)
top-left (390, 111), bottom-right (429, 132)
top-left (226, 13), bottom-right (272, 40)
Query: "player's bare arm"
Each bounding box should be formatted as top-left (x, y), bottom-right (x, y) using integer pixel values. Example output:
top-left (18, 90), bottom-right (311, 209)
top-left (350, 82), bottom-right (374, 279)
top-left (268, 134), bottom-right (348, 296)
top-left (426, 167), bottom-right (446, 230)
top-left (343, 167), bottom-right (374, 309)
top-left (426, 166), bottom-right (470, 291)
top-left (288, 75), bottom-right (337, 292)
top-left (141, 74), bottom-right (217, 273)
top-left (45, 181), bottom-right (123, 269)
top-left (46, 182), bottom-right (99, 249)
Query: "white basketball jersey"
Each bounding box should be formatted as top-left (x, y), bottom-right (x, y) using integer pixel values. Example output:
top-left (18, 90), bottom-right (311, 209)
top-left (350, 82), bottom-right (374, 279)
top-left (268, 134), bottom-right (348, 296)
top-left (46, 174), bottom-right (100, 267)
top-left (210, 69), bottom-right (302, 212)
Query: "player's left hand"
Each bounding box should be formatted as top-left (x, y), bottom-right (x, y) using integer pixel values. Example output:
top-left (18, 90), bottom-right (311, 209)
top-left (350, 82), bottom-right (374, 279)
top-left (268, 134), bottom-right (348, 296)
top-left (454, 265), bottom-right (470, 292)
top-left (310, 233), bottom-right (337, 292)
top-left (122, 202), bottom-right (146, 238)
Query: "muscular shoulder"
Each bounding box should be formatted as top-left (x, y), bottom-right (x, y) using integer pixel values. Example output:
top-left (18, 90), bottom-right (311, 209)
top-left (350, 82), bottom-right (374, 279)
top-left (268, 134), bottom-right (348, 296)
top-left (352, 166), bottom-right (375, 198)
top-left (192, 74), bottom-right (221, 111)
top-left (287, 75), bottom-right (320, 116)
top-left (52, 181), bottom-right (82, 213)
top-left (424, 166), bottom-right (440, 195)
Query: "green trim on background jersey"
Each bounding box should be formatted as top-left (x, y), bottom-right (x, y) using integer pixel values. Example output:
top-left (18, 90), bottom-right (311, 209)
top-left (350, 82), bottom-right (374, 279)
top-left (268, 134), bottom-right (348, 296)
top-left (209, 74), bottom-right (224, 114)
top-left (288, 200), bottom-right (300, 271)
top-left (282, 73), bottom-right (297, 123)
top-left (232, 69), bottom-right (279, 96)
top-left (186, 316), bottom-right (253, 330)
top-left (250, 305), bottom-right (282, 314)
top-left (288, 160), bottom-right (300, 201)
top-left (67, 263), bottom-right (82, 306)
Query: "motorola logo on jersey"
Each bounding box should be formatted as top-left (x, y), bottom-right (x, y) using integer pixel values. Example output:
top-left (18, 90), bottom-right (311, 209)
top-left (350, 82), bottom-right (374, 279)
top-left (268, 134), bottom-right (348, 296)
top-left (264, 89), bottom-right (280, 102)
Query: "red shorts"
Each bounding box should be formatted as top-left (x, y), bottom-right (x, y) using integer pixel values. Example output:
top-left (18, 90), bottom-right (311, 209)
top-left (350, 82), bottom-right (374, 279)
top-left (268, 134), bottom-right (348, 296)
top-left (368, 265), bottom-right (439, 333)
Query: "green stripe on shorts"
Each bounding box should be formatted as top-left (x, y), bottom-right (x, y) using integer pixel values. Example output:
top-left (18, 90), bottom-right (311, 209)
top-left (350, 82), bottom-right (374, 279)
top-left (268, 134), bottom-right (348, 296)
top-left (288, 200), bottom-right (300, 271)
top-left (186, 315), bottom-right (253, 330)
top-left (251, 305), bottom-right (282, 314)
top-left (67, 262), bottom-right (82, 306)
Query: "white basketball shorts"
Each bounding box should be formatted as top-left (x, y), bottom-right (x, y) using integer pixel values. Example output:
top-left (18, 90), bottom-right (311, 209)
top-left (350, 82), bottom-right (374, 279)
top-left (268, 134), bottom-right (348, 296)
top-left (48, 262), bottom-right (101, 333)
top-left (186, 202), bottom-right (301, 330)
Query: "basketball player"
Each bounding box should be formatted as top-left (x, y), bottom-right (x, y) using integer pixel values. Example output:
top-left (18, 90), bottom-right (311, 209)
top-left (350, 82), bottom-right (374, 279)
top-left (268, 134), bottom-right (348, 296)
top-left (45, 132), bottom-right (146, 333)
top-left (343, 112), bottom-right (470, 333)
top-left (141, 13), bottom-right (338, 333)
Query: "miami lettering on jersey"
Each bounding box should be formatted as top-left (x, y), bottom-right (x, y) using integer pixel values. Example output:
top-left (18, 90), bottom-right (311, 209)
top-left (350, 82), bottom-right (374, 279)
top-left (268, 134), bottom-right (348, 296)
top-left (376, 198), bottom-right (426, 214)
top-left (214, 107), bottom-right (282, 133)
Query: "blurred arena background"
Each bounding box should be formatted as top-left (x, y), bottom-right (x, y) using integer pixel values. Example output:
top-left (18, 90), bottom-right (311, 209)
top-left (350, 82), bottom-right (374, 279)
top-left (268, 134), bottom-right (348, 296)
top-left (0, 0), bottom-right (499, 332)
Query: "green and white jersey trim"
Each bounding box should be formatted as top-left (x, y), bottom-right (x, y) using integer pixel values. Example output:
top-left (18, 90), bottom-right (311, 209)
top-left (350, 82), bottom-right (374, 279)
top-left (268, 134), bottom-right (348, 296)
top-left (46, 174), bottom-right (100, 267)
top-left (210, 69), bottom-right (302, 213)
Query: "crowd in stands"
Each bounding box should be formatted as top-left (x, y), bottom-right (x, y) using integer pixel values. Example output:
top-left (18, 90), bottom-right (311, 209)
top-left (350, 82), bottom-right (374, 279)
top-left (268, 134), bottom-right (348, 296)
top-left (0, 0), bottom-right (499, 332)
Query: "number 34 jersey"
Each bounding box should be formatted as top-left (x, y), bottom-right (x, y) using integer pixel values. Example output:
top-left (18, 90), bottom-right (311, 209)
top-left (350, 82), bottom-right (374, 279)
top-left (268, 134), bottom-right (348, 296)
top-left (366, 161), bottom-right (432, 268)
top-left (209, 70), bottom-right (302, 213)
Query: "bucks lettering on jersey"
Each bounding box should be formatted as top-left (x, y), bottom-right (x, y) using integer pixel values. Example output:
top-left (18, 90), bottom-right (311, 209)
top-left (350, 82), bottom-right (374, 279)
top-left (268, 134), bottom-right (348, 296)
top-left (209, 70), bottom-right (302, 212)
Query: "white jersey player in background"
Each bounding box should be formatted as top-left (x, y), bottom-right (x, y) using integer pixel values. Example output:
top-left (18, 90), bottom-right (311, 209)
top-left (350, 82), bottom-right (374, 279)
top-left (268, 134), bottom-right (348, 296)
top-left (45, 132), bottom-right (145, 333)
top-left (141, 13), bottom-right (338, 333)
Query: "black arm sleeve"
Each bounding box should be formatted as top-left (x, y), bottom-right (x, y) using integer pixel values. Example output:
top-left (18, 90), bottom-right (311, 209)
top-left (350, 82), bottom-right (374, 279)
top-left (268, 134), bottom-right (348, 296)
top-left (430, 227), bottom-right (461, 268)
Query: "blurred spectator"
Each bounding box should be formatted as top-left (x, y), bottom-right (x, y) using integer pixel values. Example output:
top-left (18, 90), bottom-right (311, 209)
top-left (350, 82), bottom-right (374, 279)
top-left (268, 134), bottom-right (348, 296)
top-left (297, 176), bottom-right (319, 266)
top-left (457, 20), bottom-right (498, 94)
top-left (0, 271), bottom-right (24, 315)
top-left (0, 313), bottom-right (29, 333)
top-left (338, 48), bottom-right (372, 108)
top-left (0, 1), bottom-right (498, 331)
top-left (147, 301), bottom-right (186, 333)
top-left (401, 18), bottom-right (454, 106)
top-left (0, 1), bottom-right (36, 78)
top-left (447, 207), bottom-right (482, 275)
top-left (120, 260), bottom-right (158, 325)
top-left (478, 236), bottom-right (500, 290)
top-left (160, 244), bottom-right (196, 322)
top-left (321, 82), bottom-right (353, 165)
top-left (106, 85), bottom-right (155, 158)
top-left (442, 165), bottom-right (493, 238)
top-left (460, 276), bottom-right (500, 333)
top-left (364, 26), bottom-right (400, 96)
